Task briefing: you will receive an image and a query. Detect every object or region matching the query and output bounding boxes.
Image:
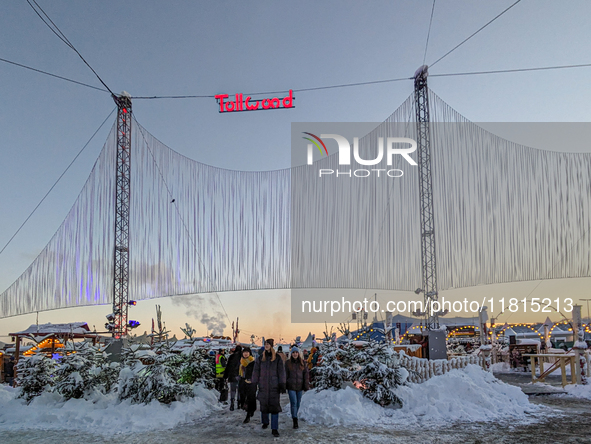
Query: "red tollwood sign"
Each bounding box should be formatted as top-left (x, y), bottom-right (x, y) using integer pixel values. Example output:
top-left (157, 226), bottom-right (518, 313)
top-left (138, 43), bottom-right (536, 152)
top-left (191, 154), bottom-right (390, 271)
top-left (215, 90), bottom-right (294, 113)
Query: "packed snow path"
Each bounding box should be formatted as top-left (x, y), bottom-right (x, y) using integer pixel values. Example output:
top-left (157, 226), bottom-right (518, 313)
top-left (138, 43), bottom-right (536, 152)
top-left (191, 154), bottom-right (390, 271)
top-left (2, 389), bottom-right (591, 444)
top-left (1, 369), bottom-right (591, 443)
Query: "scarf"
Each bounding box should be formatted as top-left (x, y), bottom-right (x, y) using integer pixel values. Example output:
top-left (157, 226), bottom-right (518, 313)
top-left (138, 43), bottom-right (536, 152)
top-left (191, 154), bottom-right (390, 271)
top-left (239, 356), bottom-right (255, 377)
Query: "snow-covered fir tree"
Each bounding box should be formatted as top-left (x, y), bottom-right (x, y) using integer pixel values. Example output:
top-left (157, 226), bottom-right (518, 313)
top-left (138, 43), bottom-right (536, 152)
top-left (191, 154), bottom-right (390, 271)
top-left (53, 343), bottom-right (119, 400)
top-left (313, 341), bottom-right (354, 391)
top-left (351, 342), bottom-right (405, 407)
top-left (91, 352), bottom-right (120, 394)
top-left (116, 344), bottom-right (144, 401)
top-left (15, 354), bottom-right (56, 403)
top-left (178, 345), bottom-right (215, 389)
top-left (314, 339), bottom-right (407, 406)
top-left (117, 343), bottom-right (193, 404)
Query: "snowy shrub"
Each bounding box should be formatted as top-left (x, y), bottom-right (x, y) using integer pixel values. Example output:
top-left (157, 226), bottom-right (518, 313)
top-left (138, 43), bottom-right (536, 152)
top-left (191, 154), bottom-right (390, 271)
top-left (117, 345), bottom-right (148, 402)
top-left (117, 344), bottom-right (194, 404)
top-left (53, 343), bottom-right (119, 400)
top-left (313, 342), bottom-right (354, 391)
top-left (351, 342), bottom-right (405, 407)
top-left (178, 347), bottom-right (215, 389)
top-left (53, 348), bottom-right (94, 400)
top-left (91, 357), bottom-right (120, 394)
top-left (15, 354), bottom-right (57, 403)
top-left (314, 341), bottom-right (406, 407)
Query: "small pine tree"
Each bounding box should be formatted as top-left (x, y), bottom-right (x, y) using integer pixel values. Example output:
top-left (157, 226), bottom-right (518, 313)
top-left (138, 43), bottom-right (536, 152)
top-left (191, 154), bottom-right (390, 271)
top-left (53, 346), bottom-right (93, 400)
top-left (117, 343), bottom-right (193, 404)
top-left (90, 352), bottom-right (120, 394)
top-left (352, 342), bottom-right (403, 407)
top-left (313, 341), bottom-right (355, 391)
top-left (15, 354), bottom-right (56, 403)
top-left (178, 346), bottom-right (215, 389)
top-left (53, 343), bottom-right (120, 400)
top-left (136, 353), bottom-right (193, 404)
top-left (116, 344), bottom-right (144, 402)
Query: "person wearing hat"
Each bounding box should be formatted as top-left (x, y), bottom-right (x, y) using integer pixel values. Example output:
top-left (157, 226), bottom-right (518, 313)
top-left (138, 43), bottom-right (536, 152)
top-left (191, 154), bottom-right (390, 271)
top-left (224, 345), bottom-right (243, 411)
top-left (238, 347), bottom-right (256, 423)
top-left (251, 338), bottom-right (286, 437)
top-left (285, 346), bottom-right (309, 429)
top-left (276, 345), bottom-right (287, 363)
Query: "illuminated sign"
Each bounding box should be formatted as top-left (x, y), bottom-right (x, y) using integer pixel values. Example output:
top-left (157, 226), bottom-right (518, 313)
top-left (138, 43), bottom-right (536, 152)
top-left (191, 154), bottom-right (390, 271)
top-left (215, 90), bottom-right (294, 113)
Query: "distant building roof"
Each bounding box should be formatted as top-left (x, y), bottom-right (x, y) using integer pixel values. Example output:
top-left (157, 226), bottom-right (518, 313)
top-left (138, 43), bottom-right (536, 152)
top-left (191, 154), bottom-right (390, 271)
top-left (300, 332), bottom-right (316, 348)
top-left (10, 322), bottom-right (91, 337)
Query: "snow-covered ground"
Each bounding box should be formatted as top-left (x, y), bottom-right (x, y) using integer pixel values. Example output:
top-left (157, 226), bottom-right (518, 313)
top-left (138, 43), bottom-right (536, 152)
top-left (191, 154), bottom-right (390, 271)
top-left (564, 383), bottom-right (591, 400)
top-left (298, 365), bottom-right (537, 427)
top-left (2, 368), bottom-right (591, 443)
top-left (0, 366), bottom-right (539, 434)
top-left (0, 365), bottom-right (536, 434)
top-left (0, 384), bottom-right (220, 433)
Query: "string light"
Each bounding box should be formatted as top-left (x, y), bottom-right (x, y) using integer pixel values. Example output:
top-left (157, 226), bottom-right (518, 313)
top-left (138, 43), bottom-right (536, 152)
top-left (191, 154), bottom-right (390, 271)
top-left (446, 325), bottom-right (480, 339)
top-left (24, 337), bottom-right (64, 356)
top-left (496, 323), bottom-right (544, 340)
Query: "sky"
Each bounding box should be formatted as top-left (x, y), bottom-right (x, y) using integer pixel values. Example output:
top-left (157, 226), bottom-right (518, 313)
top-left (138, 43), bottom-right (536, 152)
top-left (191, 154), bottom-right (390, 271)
top-left (1, 1), bottom-right (591, 344)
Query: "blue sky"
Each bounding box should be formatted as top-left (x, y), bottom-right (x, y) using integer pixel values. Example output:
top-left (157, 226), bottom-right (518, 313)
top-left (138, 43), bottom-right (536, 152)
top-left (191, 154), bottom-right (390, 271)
top-left (1, 1), bottom-right (591, 342)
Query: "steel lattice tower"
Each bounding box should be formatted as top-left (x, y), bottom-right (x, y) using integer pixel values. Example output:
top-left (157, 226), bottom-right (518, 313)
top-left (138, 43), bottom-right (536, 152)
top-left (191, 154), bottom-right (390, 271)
top-left (414, 66), bottom-right (439, 330)
top-left (112, 93), bottom-right (132, 338)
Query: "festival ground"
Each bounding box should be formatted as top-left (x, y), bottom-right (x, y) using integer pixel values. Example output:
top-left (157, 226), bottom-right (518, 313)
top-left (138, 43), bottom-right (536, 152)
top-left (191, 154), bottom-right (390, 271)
top-left (1, 373), bottom-right (590, 444)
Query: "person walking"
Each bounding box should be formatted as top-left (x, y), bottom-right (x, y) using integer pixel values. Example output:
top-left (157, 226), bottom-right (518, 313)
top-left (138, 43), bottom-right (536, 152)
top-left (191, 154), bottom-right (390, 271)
top-left (223, 345), bottom-right (242, 411)
top-left (307, 346), bottom-right (319, 386)
top-left (303, 349), bottom-right (309, 362)
top-left (4, 356), bottom-right (15, 387)
top-left (307, 346), bottom-right (318, 370)
top-left (215, 349), bottom-right (228, 402)
top-left (276, 346), bottom-right (287, 363)
top-left (238, 347), bottom-right (257, 423)
top-left (285, 347), bottom-right (309, 429)
top-left (252, 338), bottom-right (286, 437)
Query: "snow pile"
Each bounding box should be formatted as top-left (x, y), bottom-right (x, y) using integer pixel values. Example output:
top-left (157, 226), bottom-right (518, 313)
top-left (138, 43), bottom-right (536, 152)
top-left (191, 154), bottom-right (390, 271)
top-left (0, 384), bottom-right (220, 433)
top-left (491, 362), bottom-right (511, 373)
top-left (564, 384), bottom-right (591, 400)
top-left (394, 365), bottom-right (535, 423)
top-left (298, 365), bottom-right (536, 427)
top-left (295, 386), bottom-right (385, 426)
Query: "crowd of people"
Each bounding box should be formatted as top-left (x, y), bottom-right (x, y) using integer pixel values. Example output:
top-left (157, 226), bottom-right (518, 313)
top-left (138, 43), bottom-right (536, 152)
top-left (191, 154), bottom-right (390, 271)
top-left (213, 338), bottom-right (319, 437)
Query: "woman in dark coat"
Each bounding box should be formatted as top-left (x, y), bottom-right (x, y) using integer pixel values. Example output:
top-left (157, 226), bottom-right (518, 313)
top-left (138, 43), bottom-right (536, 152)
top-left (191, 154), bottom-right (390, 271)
top-left (284, 346), bottom-right (309, 429)
top-left (238, 347), bottom-right (257, 423)
top-left (251, 338), bottom-right (286, 437)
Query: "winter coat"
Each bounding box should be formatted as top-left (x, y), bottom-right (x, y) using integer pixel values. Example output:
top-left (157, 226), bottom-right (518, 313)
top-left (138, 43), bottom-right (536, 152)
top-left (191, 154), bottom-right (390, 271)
top-left (251, 349), bottom-right (286, 414)
top-left (215, 354), bottom-right (227, 378)
top-left (240, 357), bottom-right (256, 380)
top-left (307, 348), bottom-right (319, 369)
top-left (239, 358), bottom-right (256, 414)
top-left (223, 351), bottom-right (241, 380)
top-left (4, 360), bottom-right (14, 377)
top-left (285, 357), bottom-right (310, 392)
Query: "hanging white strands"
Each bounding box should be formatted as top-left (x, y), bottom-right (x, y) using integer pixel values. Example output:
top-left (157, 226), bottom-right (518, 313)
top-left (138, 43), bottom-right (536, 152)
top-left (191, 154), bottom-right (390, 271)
top-left (1, 92), bottom-right (591, 318)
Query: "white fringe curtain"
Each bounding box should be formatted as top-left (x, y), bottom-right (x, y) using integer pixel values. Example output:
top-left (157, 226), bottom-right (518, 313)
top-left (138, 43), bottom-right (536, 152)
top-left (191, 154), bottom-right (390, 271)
top-left (1, 90), bottom-right (590, 318)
